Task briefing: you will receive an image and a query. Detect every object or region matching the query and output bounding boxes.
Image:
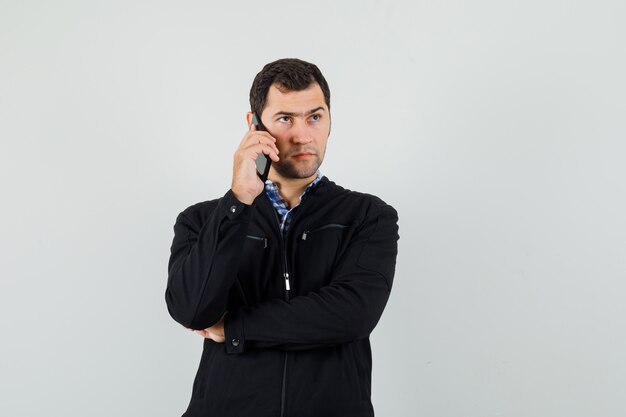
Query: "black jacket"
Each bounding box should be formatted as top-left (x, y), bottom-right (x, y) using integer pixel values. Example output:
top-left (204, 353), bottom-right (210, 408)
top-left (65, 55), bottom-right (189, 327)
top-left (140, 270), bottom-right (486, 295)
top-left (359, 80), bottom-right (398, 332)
top-left (166, 177), bottom-right (399, 417)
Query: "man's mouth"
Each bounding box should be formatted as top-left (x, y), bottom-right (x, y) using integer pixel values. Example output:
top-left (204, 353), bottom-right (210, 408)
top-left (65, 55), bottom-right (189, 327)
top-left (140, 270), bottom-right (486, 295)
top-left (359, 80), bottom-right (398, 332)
top-left (292, 151), bottom-right (315, 159)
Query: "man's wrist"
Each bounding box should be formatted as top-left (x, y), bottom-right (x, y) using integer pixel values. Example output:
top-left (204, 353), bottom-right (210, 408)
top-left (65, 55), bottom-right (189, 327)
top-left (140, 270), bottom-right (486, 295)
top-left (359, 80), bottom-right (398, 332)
top-left (231, 189), bottom-right (255, 206)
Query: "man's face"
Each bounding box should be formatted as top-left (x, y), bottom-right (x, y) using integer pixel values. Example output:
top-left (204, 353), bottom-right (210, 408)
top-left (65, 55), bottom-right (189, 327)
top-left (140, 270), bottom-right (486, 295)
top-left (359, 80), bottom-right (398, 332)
top-left (258, 83), bottom-right (331, 181)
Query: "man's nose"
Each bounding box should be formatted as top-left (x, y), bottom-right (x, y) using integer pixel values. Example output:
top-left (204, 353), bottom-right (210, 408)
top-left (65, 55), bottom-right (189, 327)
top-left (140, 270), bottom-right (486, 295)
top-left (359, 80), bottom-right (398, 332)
top-left (291, 119), bottom-right (313, 144)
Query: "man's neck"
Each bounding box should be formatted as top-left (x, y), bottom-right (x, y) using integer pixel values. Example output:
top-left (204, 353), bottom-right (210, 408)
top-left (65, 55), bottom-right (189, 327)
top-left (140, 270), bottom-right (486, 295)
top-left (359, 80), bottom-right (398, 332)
top-left (267, 172), bottom-right (318, 209)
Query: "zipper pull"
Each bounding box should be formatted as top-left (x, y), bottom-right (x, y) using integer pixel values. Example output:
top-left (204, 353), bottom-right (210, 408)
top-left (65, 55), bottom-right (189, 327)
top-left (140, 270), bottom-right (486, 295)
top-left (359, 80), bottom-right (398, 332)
top-left (301, 231), bottom-right (308, 240)
top-left (284, 272), bottom-right (291, 291)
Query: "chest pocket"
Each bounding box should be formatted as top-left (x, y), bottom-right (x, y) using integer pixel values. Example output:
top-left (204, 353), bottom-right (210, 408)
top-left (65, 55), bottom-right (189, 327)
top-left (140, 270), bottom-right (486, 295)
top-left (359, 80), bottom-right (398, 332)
top-left (232, 234), bottom-right (279, 305)
top-left (293, 221), bottom-right (357, 294)
top-left (300, 223), bottom-right (349, 241)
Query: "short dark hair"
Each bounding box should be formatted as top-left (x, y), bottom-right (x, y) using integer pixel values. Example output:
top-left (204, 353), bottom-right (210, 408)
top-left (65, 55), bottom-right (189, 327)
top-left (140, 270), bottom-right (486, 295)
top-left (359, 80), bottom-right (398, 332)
top-left (249, 58), bottom-right (331, 116)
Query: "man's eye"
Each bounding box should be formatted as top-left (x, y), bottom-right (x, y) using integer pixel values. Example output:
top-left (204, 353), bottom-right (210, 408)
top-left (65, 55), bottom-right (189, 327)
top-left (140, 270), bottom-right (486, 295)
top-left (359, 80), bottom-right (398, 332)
top-left (310, 114), bottom-right (321, 122)
top-left (278, 116), bottom-right (291, 123)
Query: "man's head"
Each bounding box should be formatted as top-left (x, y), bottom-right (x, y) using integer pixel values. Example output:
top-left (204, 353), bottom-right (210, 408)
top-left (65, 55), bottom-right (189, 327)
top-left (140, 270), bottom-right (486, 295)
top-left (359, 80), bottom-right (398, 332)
top-left (247, 58), bottom-right (332, 181)
top-left (249, 58), bottom-right (330, 116)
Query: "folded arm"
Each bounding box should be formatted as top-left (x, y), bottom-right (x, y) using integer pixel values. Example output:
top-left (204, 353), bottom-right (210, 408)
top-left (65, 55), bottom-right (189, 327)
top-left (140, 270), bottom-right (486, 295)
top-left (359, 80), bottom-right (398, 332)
top-left (222, 204), bottom-right (399, 354)
top-left (165, 190), bottom-right (251, 330)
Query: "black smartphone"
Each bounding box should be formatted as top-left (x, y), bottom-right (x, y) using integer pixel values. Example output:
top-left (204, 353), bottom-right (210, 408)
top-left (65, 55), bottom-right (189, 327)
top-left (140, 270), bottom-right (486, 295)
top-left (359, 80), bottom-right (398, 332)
top-left (251, 112), bottom-right (272, 182)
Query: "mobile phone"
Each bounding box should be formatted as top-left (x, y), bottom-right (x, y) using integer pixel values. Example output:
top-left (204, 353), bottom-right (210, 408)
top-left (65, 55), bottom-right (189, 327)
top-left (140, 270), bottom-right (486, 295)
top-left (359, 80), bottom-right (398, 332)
top-left (251, 112), bottom-right (272, 182)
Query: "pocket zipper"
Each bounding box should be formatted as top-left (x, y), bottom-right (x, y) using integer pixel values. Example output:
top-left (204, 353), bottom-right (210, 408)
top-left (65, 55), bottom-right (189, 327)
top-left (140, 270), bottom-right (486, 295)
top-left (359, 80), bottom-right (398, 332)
top-left (301, 223), bottom-right (349, 240)
top-left (246, 235), bottom-right (268, 248)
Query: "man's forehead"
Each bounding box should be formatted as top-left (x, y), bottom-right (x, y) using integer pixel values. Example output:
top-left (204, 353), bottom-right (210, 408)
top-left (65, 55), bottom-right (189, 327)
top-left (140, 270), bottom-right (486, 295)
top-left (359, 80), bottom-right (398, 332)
top-left (264, 83), bottom-right (327, 112)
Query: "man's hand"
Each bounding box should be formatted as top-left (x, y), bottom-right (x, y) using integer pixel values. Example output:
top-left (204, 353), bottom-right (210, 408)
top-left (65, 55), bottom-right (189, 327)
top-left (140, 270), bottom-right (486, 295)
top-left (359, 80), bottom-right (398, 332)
top-left (188, 314), bottom-right (226, 343)
top-left (231, 123), bottom-right (280, 205)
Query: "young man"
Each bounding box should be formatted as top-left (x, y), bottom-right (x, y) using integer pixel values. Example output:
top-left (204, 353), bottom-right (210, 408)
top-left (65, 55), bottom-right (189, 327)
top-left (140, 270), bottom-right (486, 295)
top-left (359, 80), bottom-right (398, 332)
top-left (166, 58), bottom-right (399, 417)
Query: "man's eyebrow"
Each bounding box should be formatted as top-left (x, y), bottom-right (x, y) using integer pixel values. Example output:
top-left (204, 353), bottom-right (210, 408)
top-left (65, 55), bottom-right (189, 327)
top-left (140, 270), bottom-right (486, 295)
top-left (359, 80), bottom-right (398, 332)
top-left (272, 107), bottom-right (326, 117)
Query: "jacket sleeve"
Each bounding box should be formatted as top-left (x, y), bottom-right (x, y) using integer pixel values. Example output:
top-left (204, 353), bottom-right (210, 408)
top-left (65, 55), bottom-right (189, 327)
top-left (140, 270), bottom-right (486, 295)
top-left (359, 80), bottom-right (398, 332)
top-left (223, 203), bottom-right (399, 354)
top-left (165, 190), bottom-right (251, 330)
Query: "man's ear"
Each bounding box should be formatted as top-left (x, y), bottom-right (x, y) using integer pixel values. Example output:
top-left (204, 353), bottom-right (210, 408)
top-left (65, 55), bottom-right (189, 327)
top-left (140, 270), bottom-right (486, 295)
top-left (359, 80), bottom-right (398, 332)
top-left (246, 112), bottom-right (253, 128)
top-left (327, 114), bottom-right (332, 138)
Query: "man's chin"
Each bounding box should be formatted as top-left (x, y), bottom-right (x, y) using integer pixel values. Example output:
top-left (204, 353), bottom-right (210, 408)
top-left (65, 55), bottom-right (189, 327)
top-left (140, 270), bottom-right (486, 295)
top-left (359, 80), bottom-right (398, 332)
top-left (273, 160), bottom-right (320, 179)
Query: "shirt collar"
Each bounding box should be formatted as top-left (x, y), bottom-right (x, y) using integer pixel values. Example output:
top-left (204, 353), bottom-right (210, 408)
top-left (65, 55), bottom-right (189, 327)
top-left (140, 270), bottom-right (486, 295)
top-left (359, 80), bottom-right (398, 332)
top-left (264, 170), bottom-right (324, 207)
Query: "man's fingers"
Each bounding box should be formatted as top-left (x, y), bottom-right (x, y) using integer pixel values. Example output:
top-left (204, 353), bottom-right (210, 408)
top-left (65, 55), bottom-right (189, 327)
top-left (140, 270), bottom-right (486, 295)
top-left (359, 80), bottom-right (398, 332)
top-left (190, 328), bottom-right (225, 343)
top-left (238, 133), bottom-right (278, 155)
top-left (258, 142), bottom-right (280, 158)
top-left (254, 137), bottom-right (279, 155)
top-left (244, 145), bottom-right (279, 163)
top-left (193, 330), bottom-right (207, 338)
top-left (249, 135), bottom-right (278, 152)
top-left (208, 330), bottom-right (226, 344)
top-left (240, 128), bottom-right (275, 146)
top-left (263, 146), bottom-right (280, 162)
top-left (239, 139), bottom-right (279, 160)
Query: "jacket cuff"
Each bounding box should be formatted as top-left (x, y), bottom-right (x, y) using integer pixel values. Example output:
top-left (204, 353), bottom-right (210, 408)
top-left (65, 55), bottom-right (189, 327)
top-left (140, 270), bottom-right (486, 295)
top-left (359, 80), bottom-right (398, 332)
top-left (224, 309), bottom-right (245, 354)
top-left (219, 189), bottom-right (251, 221)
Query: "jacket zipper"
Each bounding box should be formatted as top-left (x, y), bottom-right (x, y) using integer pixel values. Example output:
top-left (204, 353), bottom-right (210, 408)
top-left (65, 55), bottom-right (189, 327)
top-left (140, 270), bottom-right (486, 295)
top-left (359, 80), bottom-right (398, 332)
top-left (282, 248), bottom-right (291, 295)
top-left (301, 223), bottom-right (349, 240)
top-left (280, 351), bottom-right (288, 417)
top-left (279, 224), bottom-right (291, 417)
top-left (267, 182), bottom-right (324, 417)
top-left (269, 201), bottom-right (292, 417)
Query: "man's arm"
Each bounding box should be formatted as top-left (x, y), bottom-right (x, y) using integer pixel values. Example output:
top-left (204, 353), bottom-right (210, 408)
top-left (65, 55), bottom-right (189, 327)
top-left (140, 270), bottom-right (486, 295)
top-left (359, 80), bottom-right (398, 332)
top-left (165, 191), bottom-right (251, 330)
top-left (221, 203), bottom-right (399, 354)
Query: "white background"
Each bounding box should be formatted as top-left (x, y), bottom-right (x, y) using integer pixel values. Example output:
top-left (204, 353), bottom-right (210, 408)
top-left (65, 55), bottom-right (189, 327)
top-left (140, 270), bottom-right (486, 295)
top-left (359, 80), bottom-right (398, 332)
top-left (1, 1), bottom-right (625, 416)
